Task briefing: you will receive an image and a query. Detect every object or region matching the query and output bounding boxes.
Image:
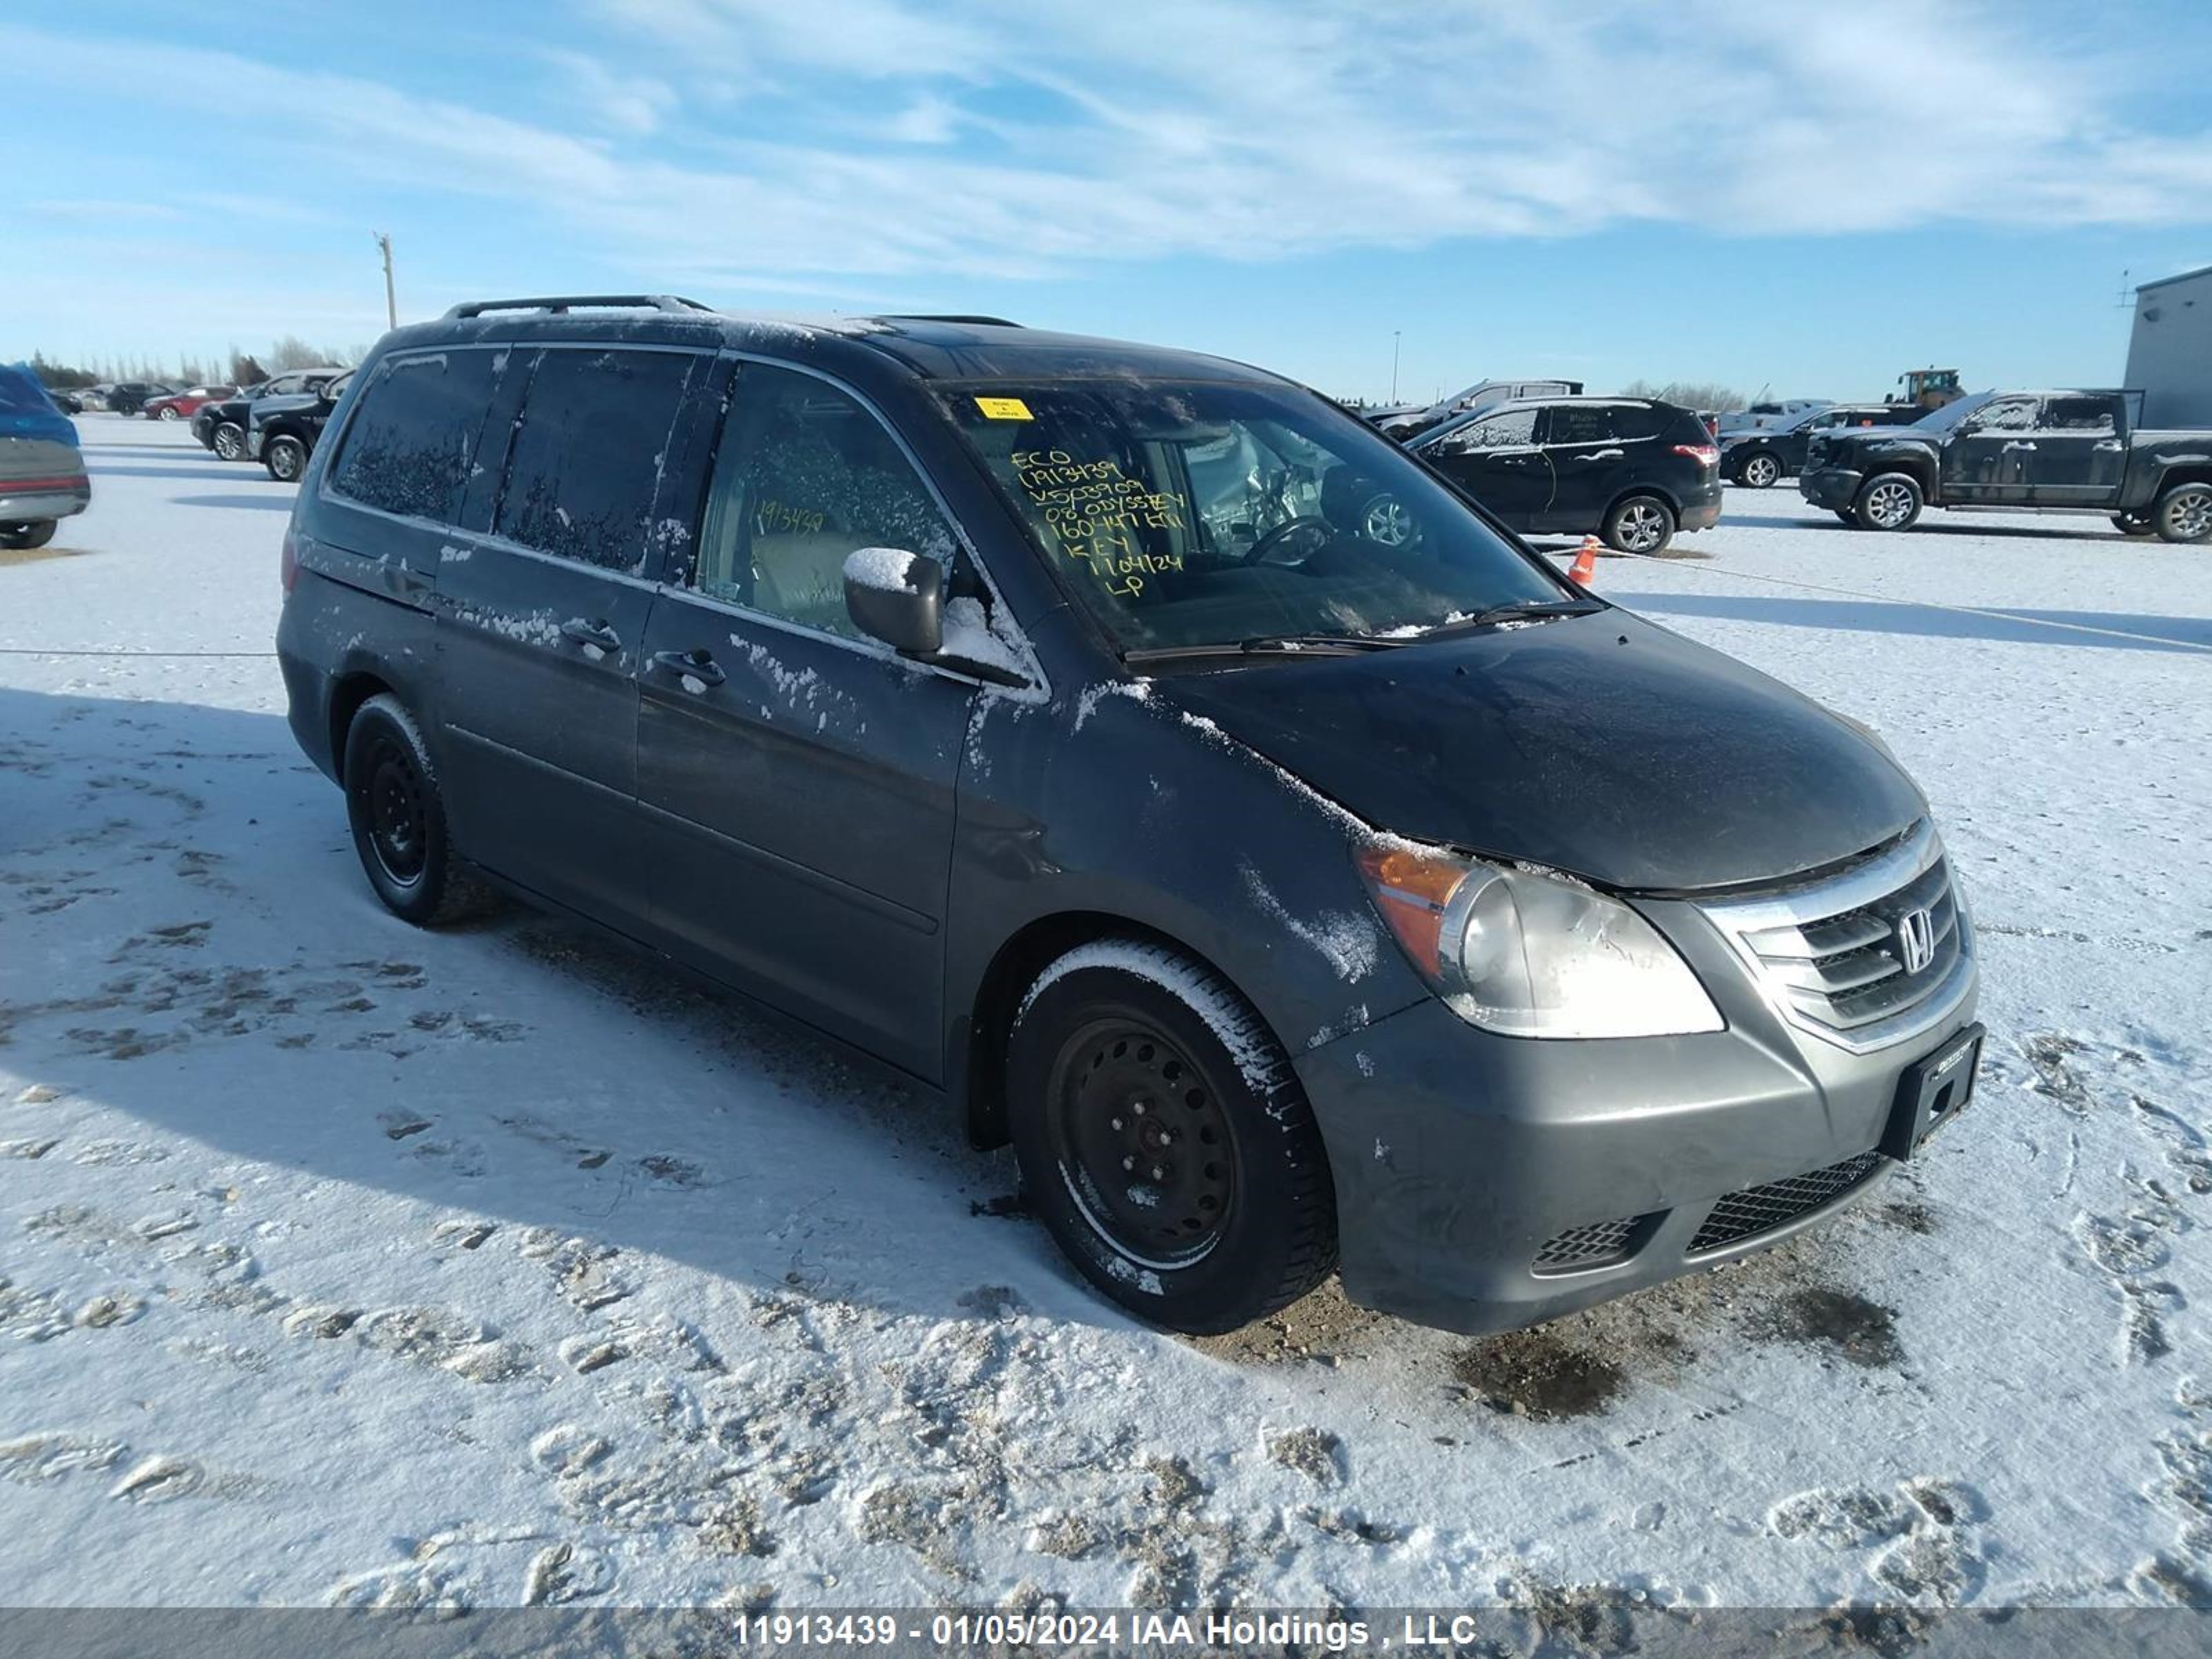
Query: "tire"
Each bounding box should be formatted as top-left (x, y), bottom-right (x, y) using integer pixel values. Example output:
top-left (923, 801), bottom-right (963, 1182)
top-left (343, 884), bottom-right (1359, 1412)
top-left (1358, 491), bottom-right (1418, 547)
top-left (341, 695), bottom-right (489, 926)
top-left (264, 435), bottom-right (308, 483)
top-left (2111, 512), bottom-right (2155, 537)
top-left (2153, 482), bottom-right (2212, 545)
top-left (1602, 494), bottom-right (1674, 554)
top-left (1854, 471), bottom-right (1923, 532)
top-left (1006, 940), bottom-right (1338, 1334)
top-left (0, 521), bottom-right (58, 551)
top-left (1834, 508), bottom-right (1863, 528)
top-left (212, 421), bottom-right (246, 462)
top-left (1738, 451), bottom-right (1782, 489)
top-left (157, 406), bottom-right (182, 421)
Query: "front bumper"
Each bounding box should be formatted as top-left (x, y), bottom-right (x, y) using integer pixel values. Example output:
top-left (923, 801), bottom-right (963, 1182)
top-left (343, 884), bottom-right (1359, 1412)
top-left (1295, 892), bottom-right (1978, 1334)
top-left (0, 480), bottom-right (91, 523)
top-left (1799, 466), bottom-right (1865, 510)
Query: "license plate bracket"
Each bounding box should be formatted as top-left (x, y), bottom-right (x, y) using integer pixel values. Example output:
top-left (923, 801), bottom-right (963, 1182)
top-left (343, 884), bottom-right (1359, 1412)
top-left (1882, 1022), bottom-right (1984, 1161)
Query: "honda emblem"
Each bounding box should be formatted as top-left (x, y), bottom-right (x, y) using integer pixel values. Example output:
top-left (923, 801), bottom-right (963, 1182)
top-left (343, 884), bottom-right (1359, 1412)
top-left (1895, 907), bottom-right (1937, 975)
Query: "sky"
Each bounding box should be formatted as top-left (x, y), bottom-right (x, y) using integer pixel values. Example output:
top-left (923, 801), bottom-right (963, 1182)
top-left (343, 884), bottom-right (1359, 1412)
top-left (6, 0), bottom-right (2212, 404)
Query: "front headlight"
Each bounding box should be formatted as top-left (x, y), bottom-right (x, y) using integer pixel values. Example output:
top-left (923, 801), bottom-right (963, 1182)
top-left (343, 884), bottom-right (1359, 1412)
top-left (1356, 841), bottom-right (1723, 1039)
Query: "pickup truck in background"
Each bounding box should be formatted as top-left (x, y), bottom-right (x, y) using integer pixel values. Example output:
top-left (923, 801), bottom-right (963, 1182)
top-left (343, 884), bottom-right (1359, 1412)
top-left (1799, 389), bottom-right (2212, 543)
top-left (1723, 401), bottom-right (1922, 487)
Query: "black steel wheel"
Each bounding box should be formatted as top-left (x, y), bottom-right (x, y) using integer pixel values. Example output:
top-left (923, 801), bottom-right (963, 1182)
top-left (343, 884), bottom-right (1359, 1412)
top-left (341, 694), bottom-right (487, 926)
top-left (1007, 940), bottom-right (1337, 1333)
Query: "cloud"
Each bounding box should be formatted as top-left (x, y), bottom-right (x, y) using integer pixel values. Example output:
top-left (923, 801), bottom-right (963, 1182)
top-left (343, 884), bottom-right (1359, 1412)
top-left (5, 0), bottom-right (2210, 308)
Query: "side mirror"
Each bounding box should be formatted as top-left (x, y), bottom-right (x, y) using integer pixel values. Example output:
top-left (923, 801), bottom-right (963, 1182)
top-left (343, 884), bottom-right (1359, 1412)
top-left (843, 547), bottom-right (942, 655)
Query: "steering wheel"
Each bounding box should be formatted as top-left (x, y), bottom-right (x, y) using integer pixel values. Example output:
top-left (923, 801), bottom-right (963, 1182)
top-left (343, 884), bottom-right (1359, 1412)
top-left (1238, 515), bottom-right (1334, 568)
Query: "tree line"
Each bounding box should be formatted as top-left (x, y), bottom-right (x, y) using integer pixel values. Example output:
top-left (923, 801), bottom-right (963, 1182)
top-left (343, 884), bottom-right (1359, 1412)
top-left (26, 335), bottom-right (371, 391)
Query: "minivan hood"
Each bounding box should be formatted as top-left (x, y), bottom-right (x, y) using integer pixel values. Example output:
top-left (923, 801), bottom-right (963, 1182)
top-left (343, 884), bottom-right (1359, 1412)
top-left (1158, 610), bottom-right (1925, 892)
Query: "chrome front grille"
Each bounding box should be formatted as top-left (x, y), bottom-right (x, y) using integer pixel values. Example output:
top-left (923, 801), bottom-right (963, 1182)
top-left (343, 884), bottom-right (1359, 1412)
top-left (1698, 821), bottom-right (1974, 1054)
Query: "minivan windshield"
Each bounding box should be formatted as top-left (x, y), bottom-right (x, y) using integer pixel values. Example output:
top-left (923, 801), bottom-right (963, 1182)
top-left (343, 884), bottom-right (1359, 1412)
top-left (940, 379), bottom-right (1567, 653)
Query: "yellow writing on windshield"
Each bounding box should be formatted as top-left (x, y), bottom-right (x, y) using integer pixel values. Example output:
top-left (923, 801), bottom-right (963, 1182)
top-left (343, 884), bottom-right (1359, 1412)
top-left (1011, 449), bottom-right (1187, 596)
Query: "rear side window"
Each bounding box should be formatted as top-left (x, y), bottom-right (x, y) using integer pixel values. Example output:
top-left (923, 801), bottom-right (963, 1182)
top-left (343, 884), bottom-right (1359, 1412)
top-left (1543, 406), bottom-right (1615, 444)
top-left (1610, 405), bottom-right (1665, 441)
top-left (495, 349), bottom-right (698, 572)
top-left (330, 350), bottom-right (501, 525)
top-left (1440, 408), bottom-right (1537, 451)
top-left (2041, 397), bottom-right (2116, 433)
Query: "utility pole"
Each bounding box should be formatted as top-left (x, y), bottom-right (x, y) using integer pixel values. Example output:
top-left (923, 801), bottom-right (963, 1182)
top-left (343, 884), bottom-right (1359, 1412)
top-left (373, 232), bottom-right (397, 331)
top-left (1391, 331), bottom-right (1401, 402)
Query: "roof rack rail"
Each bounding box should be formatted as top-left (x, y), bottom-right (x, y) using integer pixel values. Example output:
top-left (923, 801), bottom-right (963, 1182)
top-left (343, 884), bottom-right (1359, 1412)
top-left (875, 313), bottom-right (1023, 328)
top-left (442, 295), bottom-right (714, 319)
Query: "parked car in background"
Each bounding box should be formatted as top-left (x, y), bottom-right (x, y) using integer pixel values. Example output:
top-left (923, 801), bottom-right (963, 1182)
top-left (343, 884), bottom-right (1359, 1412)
top-left (1723, 402), bottom-right (1922, 487)
top-left (0, 362), bottom-right (91, 550)
top-left (1718, 398), bottom-right (1832, 437)
top-left (1374, 377), bottom-right (1584, 441)
top-left (1409, 396), bottom-right (1721, 552)
top-left (48, 388), bottom-right (85, 414)
top-left (1800, 389), bottom-right (2212, 542)
top-left (74, 384), bottom-right (114, 412)
top-left (250, 372), bottom-right (352, 481)
top-left (196, 369), bottom-right (348, 459)
top-left (104, 380), bottom-right (178, 417)
top-left (142, 384), bottom-right (237, 422)
top-left (275, 298), bottom-right (1978, 1338)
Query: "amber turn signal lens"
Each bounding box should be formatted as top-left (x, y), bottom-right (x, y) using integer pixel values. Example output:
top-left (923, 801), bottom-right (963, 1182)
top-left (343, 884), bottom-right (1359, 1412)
top-left (1354, 842), bottom-right (1470, 979)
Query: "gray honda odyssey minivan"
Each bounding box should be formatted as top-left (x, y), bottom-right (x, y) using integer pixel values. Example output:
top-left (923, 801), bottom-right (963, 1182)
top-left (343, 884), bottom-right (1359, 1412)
top-left (276, 297), bottom-right (1980, 1335)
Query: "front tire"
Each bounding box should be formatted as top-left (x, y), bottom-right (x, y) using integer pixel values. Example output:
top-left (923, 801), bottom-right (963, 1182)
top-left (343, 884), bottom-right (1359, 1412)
top-left (342, 695), bottom-right (487, 926)
top-left (265, 435), bottom-right (308, 483)
top-left (212, 421), bottom-right (246, 461)
top-left (1, 521), bottom-right (58, 550)
top-left (1602, 494), bottom-right (1675, 554)
top-left (2153, 482), bottom-right (2212, 545)
top-left (1738, 451), bottom-right (1782, 489)
top-left (1006, 940), bottom-right (1337, 1334)
top-left (1854, 471), bottom-right (1924, 532)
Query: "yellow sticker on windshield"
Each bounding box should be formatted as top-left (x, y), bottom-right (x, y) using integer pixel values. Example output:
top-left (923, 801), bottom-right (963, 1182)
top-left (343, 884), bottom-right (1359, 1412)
top-left (974, 396), bottom-right (1033, 421)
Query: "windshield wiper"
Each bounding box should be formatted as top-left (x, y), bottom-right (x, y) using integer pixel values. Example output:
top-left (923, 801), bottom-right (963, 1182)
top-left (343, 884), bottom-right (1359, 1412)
top-left (1121, 632), bottom-right (1404, 665)
top-left (1409, 599), bottom-right (1603, 640)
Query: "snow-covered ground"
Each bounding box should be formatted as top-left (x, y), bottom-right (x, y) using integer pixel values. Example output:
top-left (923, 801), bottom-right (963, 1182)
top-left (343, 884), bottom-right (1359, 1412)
top-left (3, 420), bottom-right (2208, 1612)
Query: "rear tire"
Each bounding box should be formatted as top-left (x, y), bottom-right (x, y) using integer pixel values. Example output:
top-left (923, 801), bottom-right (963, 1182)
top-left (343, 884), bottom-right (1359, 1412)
top-left (2153, 482), bottom-right (2212, 545)
top-left (157, 406), bottom-right (182, 421)
top-left (1738, 452), bottom-right (1782, 489)
top-left (1854, 471), bottom-right (1923, 532)
top-left (1602, 494), bottom-right (1674, 554)
top-left (212, 422), bottom-right (245, 461)
top-left (1834, 508), bottom-right (1863, 528)
top-left (264, 435), bottom-right (307, 483)
top-left (342, 694), bottom-right (489, 926)
top-left (2111, 512), bottom-right (2155, 537)
top-left (0, 521), bottom-right (58, 550)
top-left (1006, 940), bottom-right (1337, 1334)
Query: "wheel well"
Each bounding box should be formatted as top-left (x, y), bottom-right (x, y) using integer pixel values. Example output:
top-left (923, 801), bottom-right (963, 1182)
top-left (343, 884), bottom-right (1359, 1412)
top-left (327, 673), bottom-right (393, 783)
top-left (2155, 467), bottom-right (2212, 495)
top-left (1605, 485), bottom-right (1679, 523)
top-left (1863, 459), bottom-right (1934, 495)
top-left (959, 912), bottom-right (1237, 1150)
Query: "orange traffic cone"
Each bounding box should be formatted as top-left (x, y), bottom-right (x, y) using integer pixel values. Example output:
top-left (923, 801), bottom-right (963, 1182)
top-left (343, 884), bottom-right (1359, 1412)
top-left (1567, 536), bottom-right (1600, 585)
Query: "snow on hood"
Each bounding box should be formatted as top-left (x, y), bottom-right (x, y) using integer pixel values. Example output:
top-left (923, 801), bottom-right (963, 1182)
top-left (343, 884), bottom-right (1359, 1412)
top-left (1151, 611), bottom-right (1927, 892)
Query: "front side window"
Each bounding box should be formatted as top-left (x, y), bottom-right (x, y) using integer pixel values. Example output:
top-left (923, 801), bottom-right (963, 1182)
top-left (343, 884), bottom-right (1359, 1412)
top-left (1960, 398), bottom-right (2037, 434)
top-left (496, 348), bottom-right (698, 572)
top-left (330, 349), bottom-right (500, 525)
top-left (939, 377), bottom-right (1562, 653)
top-left (1438, 408), bottom-right (1538, 451)
top-left (688, 364), bottom-right (958, 640)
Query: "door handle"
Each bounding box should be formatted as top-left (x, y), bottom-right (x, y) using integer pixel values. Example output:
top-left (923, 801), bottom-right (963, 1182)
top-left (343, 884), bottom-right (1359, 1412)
top-left (2094, 440), bottom-right (2124, 451)
top-left (650, 649), bottom-right (725, 687)
top-left (561, 618), bottom-right (622, 651)
top-left (2002, 441), bottom-right (2036, 451)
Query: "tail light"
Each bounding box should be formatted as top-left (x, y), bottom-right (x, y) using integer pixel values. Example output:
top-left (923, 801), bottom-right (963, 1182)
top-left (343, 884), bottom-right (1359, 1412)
top-left (280, 526), bottom-right (298, 593)
top-left (1673, 444), bottom-right (1720, 467)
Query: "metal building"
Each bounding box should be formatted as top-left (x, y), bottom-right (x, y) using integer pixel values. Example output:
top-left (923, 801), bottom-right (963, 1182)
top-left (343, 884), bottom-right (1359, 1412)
top-left (2126, 265), bottom-right (2212, 429)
